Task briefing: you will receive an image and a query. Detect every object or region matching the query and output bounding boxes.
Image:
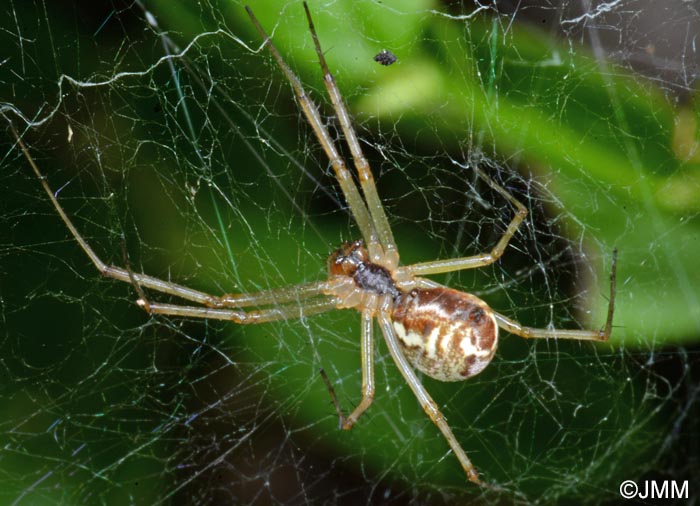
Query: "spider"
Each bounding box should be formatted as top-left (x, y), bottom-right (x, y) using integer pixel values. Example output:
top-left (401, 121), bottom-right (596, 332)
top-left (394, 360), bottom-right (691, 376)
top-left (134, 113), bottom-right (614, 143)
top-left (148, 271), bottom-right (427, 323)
top-left (8, 2), bottom-right (617, 485)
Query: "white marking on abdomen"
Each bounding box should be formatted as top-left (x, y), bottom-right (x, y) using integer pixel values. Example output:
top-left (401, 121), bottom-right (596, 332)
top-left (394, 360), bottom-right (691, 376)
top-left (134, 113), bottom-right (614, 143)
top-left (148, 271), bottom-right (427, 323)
top-left (425, 326), bottom-right (440, 358)
top-left (394, 321), bottom-right (424, 348)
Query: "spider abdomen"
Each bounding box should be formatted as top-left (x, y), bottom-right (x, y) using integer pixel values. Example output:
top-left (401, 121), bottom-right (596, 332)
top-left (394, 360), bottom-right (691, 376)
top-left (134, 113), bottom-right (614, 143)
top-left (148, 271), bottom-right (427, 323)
top-left (391, 288), bottom-right (498, 382)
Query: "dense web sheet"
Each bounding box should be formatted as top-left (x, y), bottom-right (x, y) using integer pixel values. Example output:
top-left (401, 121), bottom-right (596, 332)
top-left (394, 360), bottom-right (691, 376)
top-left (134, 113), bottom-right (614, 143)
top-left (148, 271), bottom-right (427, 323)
top-left (1, 1), bottom-right (698, 504)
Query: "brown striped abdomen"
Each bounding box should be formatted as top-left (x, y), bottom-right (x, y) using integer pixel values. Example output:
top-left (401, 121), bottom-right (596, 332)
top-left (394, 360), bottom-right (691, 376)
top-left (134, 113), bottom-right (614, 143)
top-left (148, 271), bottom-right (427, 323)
top-left (391, 288), bottom-right (498, 382)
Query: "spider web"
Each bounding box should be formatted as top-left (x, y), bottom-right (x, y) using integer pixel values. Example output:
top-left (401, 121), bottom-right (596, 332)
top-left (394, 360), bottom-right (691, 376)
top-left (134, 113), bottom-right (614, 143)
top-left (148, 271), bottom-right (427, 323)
top-left (1, 0), bottom-right (698, 504)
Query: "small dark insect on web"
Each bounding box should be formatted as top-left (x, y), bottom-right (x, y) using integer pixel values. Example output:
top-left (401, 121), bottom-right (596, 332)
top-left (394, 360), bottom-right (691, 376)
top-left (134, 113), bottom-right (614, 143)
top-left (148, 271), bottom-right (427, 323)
top-left (373, 49), bottom-right (397, 66)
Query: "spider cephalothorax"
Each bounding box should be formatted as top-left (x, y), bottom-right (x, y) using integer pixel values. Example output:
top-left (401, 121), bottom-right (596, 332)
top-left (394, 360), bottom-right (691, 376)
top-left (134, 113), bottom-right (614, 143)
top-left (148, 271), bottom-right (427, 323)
top-left (328, 240), bottom-right (400, 300)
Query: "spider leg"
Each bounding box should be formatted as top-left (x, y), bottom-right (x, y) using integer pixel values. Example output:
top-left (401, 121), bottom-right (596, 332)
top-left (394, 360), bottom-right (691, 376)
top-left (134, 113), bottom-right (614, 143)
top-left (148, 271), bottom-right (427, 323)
top-left (142, 297), bottom-right (339, 323)
top-left (217, 281), bottom-right (333, 308)
top-left (495, 313), bottom-right (606, 341)
top-left (301, 3), bottom-right (398, 268)
top-left (9, 123), bottom-right (333, 311)
top-left (321, 309), bottom-right (375, 430)
top-left (245, 6), bottom-right (381, 259)
top-left (399, 164), bottom-right (528, 277)
top-left (495, 248), bottom-right (618, 341)
top-left (377, 312), bottom-right (481, 484)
